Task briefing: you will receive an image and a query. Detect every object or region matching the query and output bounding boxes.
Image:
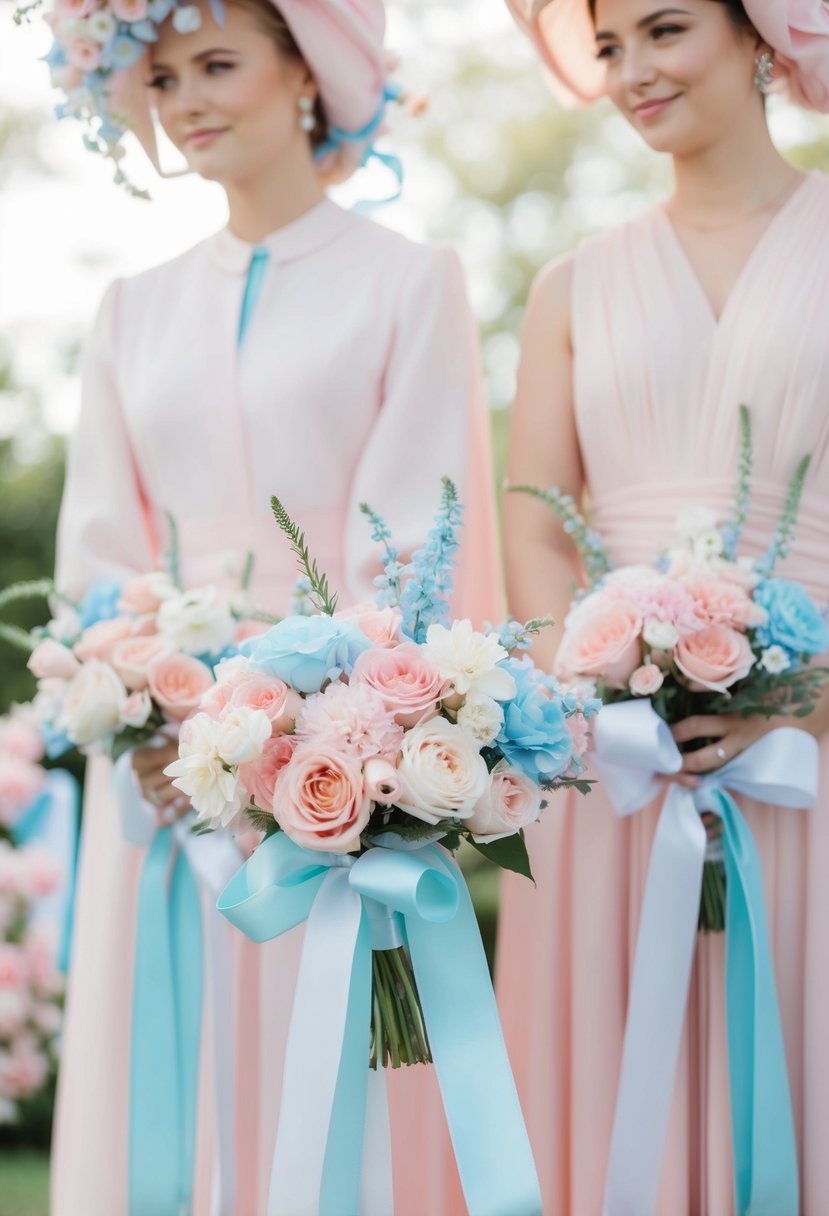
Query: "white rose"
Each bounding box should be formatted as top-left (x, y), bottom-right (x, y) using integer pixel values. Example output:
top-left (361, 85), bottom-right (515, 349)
top-left (165, 714), bottom-right (245, 828)
top-left (157, 587), bottom-right (234, 657)
top-left (0, 988), bottom-right (29, 1038)
top-left (465, 761), bottom-right (542, 842)
top-left (760, 645), bottom-right (791, 675)
top-left (676, 506), bottom-right (718, 540)
top-left (422, 620), bottom-right (516, 700)
top-left (121, 689), bottom-right (153, 729)
top-left (457, 691), bottom-right (504, 746)
top-left (215, 707), bottom-right (272, 765)
top-left (57, 660), bottom-right (128, 746)
top-left (396, 718), bottom-right (489, 825)
top-left (642, 619), bottom-right (680, 651)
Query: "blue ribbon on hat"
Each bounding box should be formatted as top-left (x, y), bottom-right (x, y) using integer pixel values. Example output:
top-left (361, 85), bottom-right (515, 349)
top-left (316, 84), bottom-right (404, 209)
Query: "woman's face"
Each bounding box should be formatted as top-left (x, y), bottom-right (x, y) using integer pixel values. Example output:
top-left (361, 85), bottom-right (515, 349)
top-left (148, 0), bottom-right (314, 184)
top-left (592, 0), bottom-right (763, 155)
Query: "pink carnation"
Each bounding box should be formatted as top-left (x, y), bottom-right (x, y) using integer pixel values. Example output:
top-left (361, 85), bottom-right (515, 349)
top-left (295, 682), bottom-right (403, 759)
top-left (679, 571), bottom-right (765, 631)
top-left (602, 574), bottom-right (703, 634)
top-left (565, 712), bottom-right (591, 758)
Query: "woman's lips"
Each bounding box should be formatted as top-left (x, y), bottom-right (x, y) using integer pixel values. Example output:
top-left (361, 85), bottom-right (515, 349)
top-left (634, 94), bottom-right (680, 121)
top-left (185, 127), bottom-right (228, 148)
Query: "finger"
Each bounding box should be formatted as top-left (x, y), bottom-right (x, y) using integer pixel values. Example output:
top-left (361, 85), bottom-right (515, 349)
top-left (667, 772), bottom-right (701, 790)
top-left (671, 715), bottom-right (731, 744)
top-left (681, 742), bottom-right (732, 774)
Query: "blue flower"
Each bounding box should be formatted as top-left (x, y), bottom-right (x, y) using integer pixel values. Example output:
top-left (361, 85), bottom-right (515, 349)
top-left (42, 721), bottom-right (72, 760)
top-left (78, 579), bottom-right (121, 629)
top-left (753, 578), bottom-right (829, 657)
top-left (240, 615), bottom-right (371, 693)
top-left (495, 657), bottom-right (573, 782)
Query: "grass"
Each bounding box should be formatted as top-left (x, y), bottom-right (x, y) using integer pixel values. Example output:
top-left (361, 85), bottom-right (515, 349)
top-left (0, 1150), bottom-right (49, 1216)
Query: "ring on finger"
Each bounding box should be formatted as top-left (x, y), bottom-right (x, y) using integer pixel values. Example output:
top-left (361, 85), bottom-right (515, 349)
top-left (715, 745), bottom-right (727, 763)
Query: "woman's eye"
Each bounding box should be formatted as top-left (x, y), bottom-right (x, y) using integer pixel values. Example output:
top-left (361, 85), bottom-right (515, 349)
top-left (652, 23), bottom-right (684, 38)
top-left (147, 73), bottom-right (174, 91)
top-left (205, 60), bottom-right (234, 75)
top-left (595, 44), bottom-right (620, 60)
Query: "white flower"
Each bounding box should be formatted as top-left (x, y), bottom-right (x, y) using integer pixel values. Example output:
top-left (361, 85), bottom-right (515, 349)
top-left (457, 692), bottom-right (504, 746)
top-left (87, 10), bottom-right (116, 41)
top-left (0, 1096), bottom-right (17, 1125)
top-left (46, 607), bottom-right (81, 645)
top-left (422, 620), bottom-right (516, 700)
top-left (172, 4), bottom-right (202, 31)
top-left (215, 707), bottom-right (272, 765)
top-left (57, 660), bottom-right (128, 746)
top-left (760, 645), bottom-right (791, 675)
top-left (121, 690), bottom-right (153, 729)
top-left (692, 529), bottom-right (725, 563)
top-left (164, 714), bottom-right (245, 828)
top-left (642, 619), bottom-right (680, 651)
top-left (396, 718), bottom-right (489, 825)
top-left (676, 506), bottom-right (718, 540)
top-left (157, 587), bottom-right (234, 657)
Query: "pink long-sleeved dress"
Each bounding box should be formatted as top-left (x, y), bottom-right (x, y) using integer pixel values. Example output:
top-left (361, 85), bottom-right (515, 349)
top-left (50, 197), bottom-right (501, 1215)
top-left (497, 171), bottom-right (829, 1215)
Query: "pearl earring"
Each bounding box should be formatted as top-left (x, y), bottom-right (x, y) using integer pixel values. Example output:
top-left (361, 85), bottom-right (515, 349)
top-left (297, 96), bottom-right (315, 132)
top-left (753, 50), bottom-right (774, 94)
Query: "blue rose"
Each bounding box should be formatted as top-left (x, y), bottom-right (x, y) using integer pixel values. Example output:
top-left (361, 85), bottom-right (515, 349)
top-left (78, 578), bottom-right (122, 630)
top-left (239, 615), bottom-right (371, 693)
top-left (495, 657), bottom-right (573, 782)
top-left (753, 578), bottom-right (828, 657)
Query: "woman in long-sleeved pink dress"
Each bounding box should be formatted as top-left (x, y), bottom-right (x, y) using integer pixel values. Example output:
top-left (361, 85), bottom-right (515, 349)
top-left (498, 0), bottom-right (829, 1212)
top-left (47, 0), bottom-right (500, 1211)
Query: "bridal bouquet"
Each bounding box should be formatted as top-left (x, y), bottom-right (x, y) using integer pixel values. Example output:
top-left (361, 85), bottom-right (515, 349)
top-left (169, 479), bottom-right (598, 1068)
top-left (513, 406), bottom-right (828, 930)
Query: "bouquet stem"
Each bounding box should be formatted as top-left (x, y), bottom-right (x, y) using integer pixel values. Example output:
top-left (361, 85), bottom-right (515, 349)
top-left (370, 947), bottom-right (431, 1069)
top-left (697, 815), bottom-right (726, 933)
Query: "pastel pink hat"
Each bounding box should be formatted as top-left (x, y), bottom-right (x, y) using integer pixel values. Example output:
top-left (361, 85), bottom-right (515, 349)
top-left (506, 0), bottom-right (829, 111)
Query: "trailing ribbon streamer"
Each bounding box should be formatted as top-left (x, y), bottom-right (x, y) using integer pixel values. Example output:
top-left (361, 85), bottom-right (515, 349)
top-left (595, 700), bottom-right (816, 1216)
top-left (12, 769), bottom-right (80, 972)
top-left (218, 833), bottom-right (542, 1216)
top-left (113, 753), bottom-right (242, 1216)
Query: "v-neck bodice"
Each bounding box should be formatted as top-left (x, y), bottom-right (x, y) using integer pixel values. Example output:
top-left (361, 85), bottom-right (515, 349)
top-left (571, 170), bottom-right (829, 598)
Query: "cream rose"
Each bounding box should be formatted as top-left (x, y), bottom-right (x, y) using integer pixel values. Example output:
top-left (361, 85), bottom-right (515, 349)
top-left (215, 707), bottom-right (272, 766)
top-left (157, 587), bottom-right (234, 657)
top-left (465, 761), bottom-right (542, 841)
top-left (58, 660), bottom-right (128, 745)
top-left (395, 718), bottom-right (489, 825)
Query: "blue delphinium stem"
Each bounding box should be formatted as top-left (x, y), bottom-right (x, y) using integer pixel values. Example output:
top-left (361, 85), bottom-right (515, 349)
top-left (399, 477), bottom-right (463, 643)
top-left (360, 502), bottom-right (404, 608)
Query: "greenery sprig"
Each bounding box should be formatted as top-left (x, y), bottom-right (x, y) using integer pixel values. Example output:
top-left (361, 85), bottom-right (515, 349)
top-left (271, 495), bottom-right (338, 615)
top-left (722, 404), bottom-right (753, 559)
top-left (359, 500), bottom-right (403, 607)
top-left (756, 453), bottom-right (812, 577)
top-left (508, 484), bottom-right (611, 588)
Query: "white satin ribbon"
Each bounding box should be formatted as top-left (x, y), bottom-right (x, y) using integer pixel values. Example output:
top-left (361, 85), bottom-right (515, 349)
top-left (113, 751), bottom-right (242, 1216)
top-left (593, 701), bottom-right (818, 1216)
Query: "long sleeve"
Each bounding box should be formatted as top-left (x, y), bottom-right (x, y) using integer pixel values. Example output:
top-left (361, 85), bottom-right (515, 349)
top-left (55, 280), bottom-right (157, 599)
top-left (344, 246), bottom-right (502, 626)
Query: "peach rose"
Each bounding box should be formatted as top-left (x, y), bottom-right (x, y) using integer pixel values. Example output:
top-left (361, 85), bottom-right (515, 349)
top-left (147, 653), bottom-right (214, 721)
top-left (65, 38), bottom-right (102, 71)
top-left (556, 600), bottom-right (643, 689)
top-left (465, 761), bottom-right (542, 841)
top-left (110, 635), bottom-right (174, 691)
top-left (349, 642), bottom-right (448, 727)
top-left (335, 602), bottom-right (402, 648)
top-left (230, 675), bottom-right (302, 733)
top-left (680, 572), bottom-right (765, 631)
top-left (238, 733), bottom-right (298, 812)
top-left (273, 742), bottom-right (370, 853)
top-left (73, 617), bottom-right (136, 663)
top-left (118, 572), bottom-right (175, 615)
top-left (629, 664), bottom-right (665, 697)
top-left (111, 0), bottom-right (149, 18)
top-left (27, 639), bottom-right (80, 681)
top-left (674, 625), bottom-right (755, 694)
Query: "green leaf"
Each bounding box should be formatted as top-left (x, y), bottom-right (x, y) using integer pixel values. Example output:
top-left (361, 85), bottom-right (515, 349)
top-left (270, 495), bottom-right (338, 615)
top-left (469, 830), bottom-right (535, 882)
top-left (246, 806), bottom-right (280, 836)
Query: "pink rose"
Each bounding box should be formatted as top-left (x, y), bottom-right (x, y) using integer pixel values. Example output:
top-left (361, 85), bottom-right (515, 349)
top-left (465, 761), bottom-right (542, 841)
top-left (629, 663), bottom-right (665, 697)
top-left (27, 639), bottom-right (79, 681)
top-left (20, 848), bottom-right (62, 900)
top-left (335, 603), bottom-right (402, 648)
top-left (73, 617), bottom-right (134, 663)
top-left (0, 944), bottom-right (25, 988)
top-left (0, 759), bottom-right (45, 827)
top-left (273, 742), bottom-right (370, 853)
top-left (111, 0), bottom-right (149, 18)
top-left (0, 989), bottom-right (30, 1039)
top-left (230, 676), bottom-right (302, 733)
top-left (363, 757), bottom-right (402, 804)
top-left (238, 733), bottom-right (298, 811)
top-left (0, 712), bottom-right (44, 763)
top-left (680, 572), bottom-right (764, 630)
top-left (674, 625), bottom-right (755, 693)
top-left (147, 653), bottom-right (214, 721)
top-left (110, 635), bottom-right (174, 691)
top-left (556, 600), bottom-right (643, 689)
top-left (65, 38), bottom-right (102, 71)
top-left (54, 0), bottom-right (96, 16)
top-left (118, 573), bottom-right (173, 615)
top-left (0, 1040), bottom-right (49, 1099)
top-left (350, 643), bottom-right (448, 728)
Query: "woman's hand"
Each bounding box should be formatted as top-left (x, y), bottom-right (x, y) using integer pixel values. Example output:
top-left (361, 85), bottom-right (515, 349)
top-left (669, 712), bottom-right (788, 789)
top-left (131, 740), bottom-right (190, 825)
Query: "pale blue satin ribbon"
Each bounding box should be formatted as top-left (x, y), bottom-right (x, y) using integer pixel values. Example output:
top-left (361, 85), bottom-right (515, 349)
top-left (594, 700), bottom-right (815, 1216)
top-left (12, 769), bottom-right (80, 972)
top-left (218, 833), bottom-right (542, 1216)
top-left (317, 86), bottom-right (404, 210)
top-left (238, 244), bottom-right (269, 346)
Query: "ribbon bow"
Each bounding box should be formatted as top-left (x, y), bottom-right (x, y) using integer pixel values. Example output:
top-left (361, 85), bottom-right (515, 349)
top-left (218, 832), bottom-right (542, 1216)
top-left (594, 699), bottom-right (817, 1216)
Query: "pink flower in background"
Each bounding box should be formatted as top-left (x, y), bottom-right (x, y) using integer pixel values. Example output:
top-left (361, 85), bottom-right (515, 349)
top-left (111, 0), bottom-right (149, 17)
top-left (238, 733), bottom-right (298, 811)
top-left (465, 761), bottom-right (542, 841)
top-left (557, 600), bottom-right (643, 689)
top-left (147, 653), bottom-right (214, 720)
top-left (65, 38), bottom-right (102, 71)
top-left (350, 643), bottom-right (448, 727)
top-left (0, 944), bottom-right (25, 989)
top-left (230, 676), bottom-right (302, 733)
top-left (603, 574), bottom-right (703, 634)
top-left (0, 1039), bottom-right (49, 1100)
top-left (54, 0), bottom-right (96, 15)
top-left (565, 712), bottom-right (591, 757)
top-left (19, 849), bottom-right (61, 901)
top-left (27, 639), bottom-right (80, 681)
top-left (296, 682), bottom-right (403, 759)
top-left (0, 989), bottom-right (30, 1039)
top-left (273, 742), bottom-right (371, 853)
top-left (0, 711), bottom-right (44, 763)
top-left (22, 930), bottom-right (61, 997)
top-left (118, 573), bottom-right (174, 615)
top-left (674, 625), bottom-right (755, 693)
top-left (73, 617), bottom-right (134, 663)
top-left (0, 758), bottom-right (46, 827)
top-left (233, 620), bottom-right (270, 645)
top-left (110, 635), bottom-right (174, 691)
top-left (335, 602), bottom-right (403, 648)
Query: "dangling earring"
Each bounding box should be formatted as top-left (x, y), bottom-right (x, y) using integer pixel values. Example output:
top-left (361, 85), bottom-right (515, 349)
top-left (753, 50), bottom-right (774, 94)
top-left (297, 96), bottom-right (316, 132)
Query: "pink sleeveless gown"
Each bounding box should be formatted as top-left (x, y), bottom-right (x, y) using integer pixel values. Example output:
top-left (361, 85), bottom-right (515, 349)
top-left (496, 171), bottom-right (829, 1215)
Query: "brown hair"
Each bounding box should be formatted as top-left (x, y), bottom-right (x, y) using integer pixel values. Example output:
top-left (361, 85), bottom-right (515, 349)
top-left (587, 0), bottom-right (756, 31)
top-left (231, 0), bottom-right (329, 148)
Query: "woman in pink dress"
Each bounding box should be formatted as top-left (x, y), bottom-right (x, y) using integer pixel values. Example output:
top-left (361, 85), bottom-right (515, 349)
top-left (47, 0), bottom-right (500, 1211)
top-left (498, 0), bottom-right (829, 1211)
